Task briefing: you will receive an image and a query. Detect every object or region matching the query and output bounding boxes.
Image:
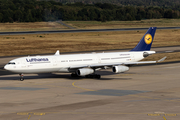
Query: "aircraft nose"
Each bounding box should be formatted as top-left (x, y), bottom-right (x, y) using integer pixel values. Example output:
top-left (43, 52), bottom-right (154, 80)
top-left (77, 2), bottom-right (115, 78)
top-left (4, 65), bottom-right (8, 70)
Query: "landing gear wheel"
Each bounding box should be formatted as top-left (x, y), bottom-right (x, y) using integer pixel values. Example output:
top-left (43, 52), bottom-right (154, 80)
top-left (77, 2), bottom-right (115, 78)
top-left (85, 75), bottom-right (90, 78)
top-left (94, 74), bottom-right (101, 79)
top-left (85, 74), bottom-right (101, 79)
top-left (71, 73), bottom-right (79, 77)
top-left (96, 75), bottom-right (101, 79)
top-left (20, 78), bottom-right (24, 81)
top-left (19, 74), bottom-right (24, 81)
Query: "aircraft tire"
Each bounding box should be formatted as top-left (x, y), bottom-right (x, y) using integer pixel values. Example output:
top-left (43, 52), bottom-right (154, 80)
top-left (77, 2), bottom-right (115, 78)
top-left (20, 78), bottom-right (24, 81)
top-left (71, 73), bottom-right (79, 77)
top-left (85, 74), bottom-right (101, 79)
top-left (85, 75), bottom-right (91, 78)
top-left (96, 75), bottom-right (101, 79)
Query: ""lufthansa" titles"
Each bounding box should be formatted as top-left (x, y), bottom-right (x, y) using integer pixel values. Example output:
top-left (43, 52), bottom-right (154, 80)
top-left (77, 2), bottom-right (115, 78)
top-left (26, 58), bottom-right (49, 62)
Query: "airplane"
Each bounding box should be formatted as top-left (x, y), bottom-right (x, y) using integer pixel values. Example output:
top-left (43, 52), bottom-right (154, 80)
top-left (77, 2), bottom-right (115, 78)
top-left (4, 27), bottom-right (166, 81)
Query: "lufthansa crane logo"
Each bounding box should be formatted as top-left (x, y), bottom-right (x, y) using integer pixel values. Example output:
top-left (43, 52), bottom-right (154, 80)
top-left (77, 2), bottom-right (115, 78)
top-left (144, 34), bottom-right (152, 44)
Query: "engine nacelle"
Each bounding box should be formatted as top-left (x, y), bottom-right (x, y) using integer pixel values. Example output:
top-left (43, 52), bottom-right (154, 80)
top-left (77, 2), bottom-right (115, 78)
top-left (76, 68), bottom-right (94, 76)
top-left (112, 65), bottom-right (129, 73)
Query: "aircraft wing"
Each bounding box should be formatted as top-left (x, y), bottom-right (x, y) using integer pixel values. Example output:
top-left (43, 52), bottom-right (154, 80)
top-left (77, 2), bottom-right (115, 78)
top-left (69, 56), bottom-right (167, 69)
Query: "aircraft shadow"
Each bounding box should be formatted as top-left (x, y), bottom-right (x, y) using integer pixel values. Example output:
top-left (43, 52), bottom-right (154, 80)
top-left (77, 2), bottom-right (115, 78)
top-left (0, 74), bottom-right (132, 81)
top-left (0, 70), bottom-right (132, 81)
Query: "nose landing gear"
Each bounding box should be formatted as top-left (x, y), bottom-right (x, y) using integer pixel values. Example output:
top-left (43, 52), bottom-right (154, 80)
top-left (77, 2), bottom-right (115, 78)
top-left (19, 74), bottom-right (24, 81)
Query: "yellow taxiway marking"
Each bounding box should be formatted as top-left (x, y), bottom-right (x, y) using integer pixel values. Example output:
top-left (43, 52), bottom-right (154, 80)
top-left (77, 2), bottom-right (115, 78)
top-left (147, 114), bottom-right (160, 116)
top-left (72, 81), bottom-right (95, 91)
top-left (17, 112), bottom-right (45, 116)
top-left (163, 116), bottom-right (167, 120)
top-left (18, 112), bottom-right (154, 115)
top-left (147, 113), bottom-right (177, 117)
top-left (34, 113), bottom-right (45, 115)
top-left (15, 112), bottom-right (179, 115)
top-left (17, 112), bottom-right (29, 115)
top-left (28, 115), bottom-right (31, 119)
top-left (13, 112), bottom-right (180, 119)
top-left (165, 114), bottom-right (177, 116)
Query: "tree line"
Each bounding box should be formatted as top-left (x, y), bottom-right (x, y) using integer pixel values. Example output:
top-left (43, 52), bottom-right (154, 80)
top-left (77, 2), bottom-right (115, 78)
top-left (0, 0), bottom-right (180, 23)
top-left (49, 0), bottom-right (180, 8)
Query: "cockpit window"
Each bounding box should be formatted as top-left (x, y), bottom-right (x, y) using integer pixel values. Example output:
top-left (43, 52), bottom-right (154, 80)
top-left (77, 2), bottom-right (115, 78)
top-left (7, 62), bottom-right (16, 65)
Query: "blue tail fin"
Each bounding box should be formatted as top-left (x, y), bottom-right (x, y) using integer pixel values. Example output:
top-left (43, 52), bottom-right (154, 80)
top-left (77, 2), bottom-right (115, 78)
top-left (130, 27), bottom-right (157, 51)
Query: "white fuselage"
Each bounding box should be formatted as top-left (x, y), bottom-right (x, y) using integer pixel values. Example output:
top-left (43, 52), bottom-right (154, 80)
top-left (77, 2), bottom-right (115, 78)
top-left (4, 51), bottom-right (151, 74)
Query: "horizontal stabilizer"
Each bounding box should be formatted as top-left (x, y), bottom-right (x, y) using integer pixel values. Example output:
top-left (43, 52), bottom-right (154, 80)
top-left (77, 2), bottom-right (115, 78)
top-left (157, 56), bottom-right (167, 62)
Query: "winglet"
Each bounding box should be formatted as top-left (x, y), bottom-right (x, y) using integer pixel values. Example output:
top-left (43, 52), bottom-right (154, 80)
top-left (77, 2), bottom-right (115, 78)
top-left (157, 56), bottom-right (167, 62)
top-left (54, 50), bottom-right (60, 55)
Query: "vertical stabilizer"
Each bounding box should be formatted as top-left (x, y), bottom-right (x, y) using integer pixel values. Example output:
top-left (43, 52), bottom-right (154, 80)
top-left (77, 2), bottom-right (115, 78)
top-left (55, 50), bottom-right (60, 55)
top-left (130, 27), bottom-right (157, 51)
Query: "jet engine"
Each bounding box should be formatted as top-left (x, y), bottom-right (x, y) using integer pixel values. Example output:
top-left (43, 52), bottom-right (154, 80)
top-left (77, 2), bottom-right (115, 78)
top-left (76, 68), bottom-right (94, 76)
top-left (112, 65), bottom-right (129, 73)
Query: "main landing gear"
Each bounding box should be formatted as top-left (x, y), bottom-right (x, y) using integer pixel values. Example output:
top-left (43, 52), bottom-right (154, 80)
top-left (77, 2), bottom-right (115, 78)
top-left (71, 73), bottom-right (101, 79)
top-left (71, 73), bottom-right (79, 77)
top-left (19, 73), bottom-right (24, 81)
top-left (85, 74), bottom-right (101, 79)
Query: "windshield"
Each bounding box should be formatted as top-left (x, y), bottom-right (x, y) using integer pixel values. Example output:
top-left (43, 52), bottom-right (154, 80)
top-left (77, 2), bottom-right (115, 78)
top-left (7, 62), bottom-right (16, 65)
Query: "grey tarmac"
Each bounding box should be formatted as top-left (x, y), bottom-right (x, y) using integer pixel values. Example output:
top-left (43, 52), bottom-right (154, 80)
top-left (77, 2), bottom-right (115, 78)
top-left (0, 61), bottom-right (180, 120)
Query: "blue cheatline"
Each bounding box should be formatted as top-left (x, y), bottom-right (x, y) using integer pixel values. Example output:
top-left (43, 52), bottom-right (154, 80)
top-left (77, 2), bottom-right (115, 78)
top-left (130, 27), bottom-right (157, 51)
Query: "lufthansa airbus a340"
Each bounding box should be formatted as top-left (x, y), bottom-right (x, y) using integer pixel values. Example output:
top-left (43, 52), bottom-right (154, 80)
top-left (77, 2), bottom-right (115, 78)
top-left (4, 27), bottom-right (166, 81)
